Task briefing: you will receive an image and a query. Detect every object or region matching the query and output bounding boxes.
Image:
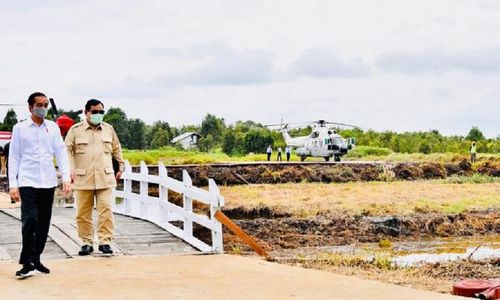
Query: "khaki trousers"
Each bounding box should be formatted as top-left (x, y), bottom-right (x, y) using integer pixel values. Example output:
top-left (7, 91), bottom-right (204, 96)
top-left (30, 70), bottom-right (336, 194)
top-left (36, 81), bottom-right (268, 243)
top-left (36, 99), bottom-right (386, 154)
top-left (75, 188), bottom-right (114, 246)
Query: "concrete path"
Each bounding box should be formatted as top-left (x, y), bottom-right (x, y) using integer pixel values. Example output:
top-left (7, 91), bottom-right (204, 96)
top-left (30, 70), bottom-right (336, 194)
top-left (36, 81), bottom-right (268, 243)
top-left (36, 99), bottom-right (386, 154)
top-left (0, 192), bottom-right (462, 300)
top-left (0, 254), bottom-right (462, 300)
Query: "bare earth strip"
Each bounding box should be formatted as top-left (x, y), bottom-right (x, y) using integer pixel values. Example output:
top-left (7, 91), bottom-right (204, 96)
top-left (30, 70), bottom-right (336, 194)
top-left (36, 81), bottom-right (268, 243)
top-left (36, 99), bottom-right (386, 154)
top-left (221, 181), bottom-right (500, 216)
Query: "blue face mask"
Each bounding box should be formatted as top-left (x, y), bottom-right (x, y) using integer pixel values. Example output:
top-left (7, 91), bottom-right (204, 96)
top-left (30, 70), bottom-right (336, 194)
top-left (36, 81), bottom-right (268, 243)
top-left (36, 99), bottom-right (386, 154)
top-left (32, 107), bottom-right (48, 119)
top-left (90, 114), bottom-right (104, 125)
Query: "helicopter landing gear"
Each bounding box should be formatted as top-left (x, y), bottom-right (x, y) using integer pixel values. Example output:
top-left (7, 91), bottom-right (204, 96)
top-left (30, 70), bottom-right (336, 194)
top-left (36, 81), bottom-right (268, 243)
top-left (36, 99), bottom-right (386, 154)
top-left (300, 156), bottom-right (307, 162)
top-left (324, 157), bottom-right (330, 162)
top-left (334, 156), bottom-right (341, 162)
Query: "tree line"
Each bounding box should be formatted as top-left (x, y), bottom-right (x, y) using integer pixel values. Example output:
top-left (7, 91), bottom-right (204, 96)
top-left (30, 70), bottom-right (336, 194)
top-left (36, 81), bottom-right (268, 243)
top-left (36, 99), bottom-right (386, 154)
top-left (0, 108), bottom-right (498, 154)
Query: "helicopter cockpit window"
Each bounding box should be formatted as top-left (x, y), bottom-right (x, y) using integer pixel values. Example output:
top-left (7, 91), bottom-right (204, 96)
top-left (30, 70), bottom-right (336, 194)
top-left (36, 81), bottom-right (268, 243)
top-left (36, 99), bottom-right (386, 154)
top-left (311, 131), bottom-right (319, 138)
top-left (332, 137), bottom-right (345, 145)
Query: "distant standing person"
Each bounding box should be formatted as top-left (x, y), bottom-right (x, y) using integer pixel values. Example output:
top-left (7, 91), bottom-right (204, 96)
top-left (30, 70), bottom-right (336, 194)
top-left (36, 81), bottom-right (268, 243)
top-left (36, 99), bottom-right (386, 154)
top-left (9, 92), bottom-right (72, 278)
top-left (470, 142), bottom-right (477, 163)
top-left (277, 147), bottom-right (282, 161)
top-left (266, 145), bottom-right (272, 161)
top-left (65, 99), bottom-right (124, 256)
top-left (285, 146), bottom-right (291, 162)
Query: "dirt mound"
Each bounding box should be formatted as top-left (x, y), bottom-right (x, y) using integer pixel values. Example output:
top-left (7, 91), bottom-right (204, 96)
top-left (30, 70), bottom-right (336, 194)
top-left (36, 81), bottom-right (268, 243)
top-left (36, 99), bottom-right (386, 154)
top-left (476, 161), bottom-right (500, 177)
top-left (139, 161), bottom-right (499, 186)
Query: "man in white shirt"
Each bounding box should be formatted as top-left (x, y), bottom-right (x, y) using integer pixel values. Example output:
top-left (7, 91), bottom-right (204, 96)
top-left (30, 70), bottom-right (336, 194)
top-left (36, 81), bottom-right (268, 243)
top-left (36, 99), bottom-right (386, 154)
top-left (9, 92), bottom-right (72, 278)
top-left (285, 146), bottom-right (291, 162)
top-left (266, 145), bottom-right (272, 161)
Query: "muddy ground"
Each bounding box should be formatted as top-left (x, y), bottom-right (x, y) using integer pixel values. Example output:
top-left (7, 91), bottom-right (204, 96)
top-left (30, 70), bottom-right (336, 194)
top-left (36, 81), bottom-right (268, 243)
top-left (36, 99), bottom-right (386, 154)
top-left (216, 208), bottom-right (499, 294)
top-left (137, 159), bottom-right (500, 186)
top-left (218, 209), bottom-right (500, 252)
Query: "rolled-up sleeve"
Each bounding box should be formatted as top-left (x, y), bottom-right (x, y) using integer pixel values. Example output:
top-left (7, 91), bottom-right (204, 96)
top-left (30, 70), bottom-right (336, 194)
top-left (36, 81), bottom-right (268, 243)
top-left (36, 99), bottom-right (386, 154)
top-left (8, 125), bottom-right (21, 188)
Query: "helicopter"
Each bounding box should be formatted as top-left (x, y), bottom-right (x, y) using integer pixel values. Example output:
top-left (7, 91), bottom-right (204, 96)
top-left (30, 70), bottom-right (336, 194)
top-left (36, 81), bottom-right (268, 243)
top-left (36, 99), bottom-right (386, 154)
top-left (266, 120), bottom-right (359, 162)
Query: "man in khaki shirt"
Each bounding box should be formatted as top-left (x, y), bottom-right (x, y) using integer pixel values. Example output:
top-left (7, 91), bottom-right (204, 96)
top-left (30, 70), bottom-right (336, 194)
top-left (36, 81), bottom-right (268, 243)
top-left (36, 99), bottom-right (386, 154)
top-left (65, 99), bottom-right (124, 255)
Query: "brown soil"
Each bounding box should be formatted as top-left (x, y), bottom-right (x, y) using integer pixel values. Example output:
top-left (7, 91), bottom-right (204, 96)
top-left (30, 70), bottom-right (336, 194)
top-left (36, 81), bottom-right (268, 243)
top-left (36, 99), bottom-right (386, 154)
top-left (219, 210), bottom-right (500, 252)
top-left (133, 160), bottom-right (498, 186)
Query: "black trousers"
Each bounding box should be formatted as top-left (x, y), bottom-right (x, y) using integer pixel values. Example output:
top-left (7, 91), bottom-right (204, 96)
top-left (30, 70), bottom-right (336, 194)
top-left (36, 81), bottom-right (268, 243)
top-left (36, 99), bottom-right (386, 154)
top-left (19, 187), bottom-right (55, 265)
top-left (267, 153), bottom-right (271, 161)
top-left (286, 153), bottom-right (291, 161)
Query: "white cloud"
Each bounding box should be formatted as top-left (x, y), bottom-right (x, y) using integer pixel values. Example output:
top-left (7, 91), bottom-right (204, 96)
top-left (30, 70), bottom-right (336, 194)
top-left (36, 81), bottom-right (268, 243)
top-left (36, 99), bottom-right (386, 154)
top-left (291, 49), bottom-right (368, 78)
top-left (0, 0), bottom-right (499, 137)
top-left (376, 48), bottom-right (500, 74)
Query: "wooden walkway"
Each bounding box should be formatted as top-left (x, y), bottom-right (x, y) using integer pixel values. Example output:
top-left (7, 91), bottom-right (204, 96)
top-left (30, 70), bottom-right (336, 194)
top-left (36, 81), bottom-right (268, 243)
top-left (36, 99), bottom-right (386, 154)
top-left (0, 197), bottom-right (197, 261)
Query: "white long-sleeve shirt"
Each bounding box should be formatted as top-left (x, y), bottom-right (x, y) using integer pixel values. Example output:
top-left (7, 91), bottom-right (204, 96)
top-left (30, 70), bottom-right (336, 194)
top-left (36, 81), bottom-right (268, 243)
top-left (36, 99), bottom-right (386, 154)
top-left (8, 118), bottom-right (71, 188)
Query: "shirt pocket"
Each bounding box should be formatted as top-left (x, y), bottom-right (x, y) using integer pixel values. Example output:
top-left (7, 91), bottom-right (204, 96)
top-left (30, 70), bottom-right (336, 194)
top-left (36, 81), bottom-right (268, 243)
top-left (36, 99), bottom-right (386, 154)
top-left (102, 136), bottom-right (112, 153)
top-left (75, 169), bottom-right (87, 176)
top-left (75, 137), bottom-right (89, 154)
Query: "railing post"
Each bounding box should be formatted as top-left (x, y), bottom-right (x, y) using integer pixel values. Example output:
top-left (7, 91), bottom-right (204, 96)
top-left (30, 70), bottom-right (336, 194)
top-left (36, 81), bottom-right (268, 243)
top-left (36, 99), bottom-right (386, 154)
top-left (139, 161), bottom-right (149, 219)
top-left (123, 160), bottom-right (132, 215)
top-left (209, 179), bottom-right (224, 253)
top-left (158, 162), bottom-right (170, 224)
top-left (182, 170), bottom-right (193, 240)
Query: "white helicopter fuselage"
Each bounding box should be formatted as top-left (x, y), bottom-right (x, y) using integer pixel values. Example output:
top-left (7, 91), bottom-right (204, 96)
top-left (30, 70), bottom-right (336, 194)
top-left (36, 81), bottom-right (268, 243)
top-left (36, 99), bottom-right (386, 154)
top-left (281, 125), bottom-right (355, 161)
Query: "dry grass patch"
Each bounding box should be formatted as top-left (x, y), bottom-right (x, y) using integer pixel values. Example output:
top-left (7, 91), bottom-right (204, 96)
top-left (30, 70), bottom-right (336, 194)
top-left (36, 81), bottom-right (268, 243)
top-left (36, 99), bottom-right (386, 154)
top-left (220, 181), bottom-right (500, 216)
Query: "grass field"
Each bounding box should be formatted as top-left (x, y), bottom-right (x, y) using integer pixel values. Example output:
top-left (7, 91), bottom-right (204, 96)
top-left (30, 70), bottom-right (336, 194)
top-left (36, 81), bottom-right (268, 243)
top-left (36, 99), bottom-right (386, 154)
top-left (220, 180), bottom-right (500, 216)
top-left (123, 147), bottom-right (500, 165)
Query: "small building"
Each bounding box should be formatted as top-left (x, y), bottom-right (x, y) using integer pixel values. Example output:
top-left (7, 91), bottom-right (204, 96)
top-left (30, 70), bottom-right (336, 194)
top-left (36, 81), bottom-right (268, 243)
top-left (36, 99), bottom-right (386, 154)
top-left (171, 132), bottom-right (201, 150)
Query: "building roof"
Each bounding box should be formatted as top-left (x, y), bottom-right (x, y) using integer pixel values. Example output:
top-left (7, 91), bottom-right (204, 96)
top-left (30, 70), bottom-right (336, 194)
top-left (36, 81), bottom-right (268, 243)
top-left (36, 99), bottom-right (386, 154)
top-left (171, 132), bottom-right (201, 143)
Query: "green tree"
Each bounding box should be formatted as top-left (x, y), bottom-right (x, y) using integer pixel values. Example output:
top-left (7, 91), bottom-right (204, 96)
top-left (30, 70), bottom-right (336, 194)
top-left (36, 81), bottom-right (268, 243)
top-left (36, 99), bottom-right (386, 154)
top-left (151, 128), bottom-right (171, 149)
top-left (104, 107), bottom-right (130, 148)
top-left (222, 130), bottom-right (236, 155)
top-left (147, 121), bottom-right (174, 149)
top-left (1, 109), bottom-right (18, 131)
top-left (244, 129), bottom-right (273, 153)
top-left (466, 126), bottom-right (485, 141)
top-left (419, 142), bottom-right (431, 154)
top-left (127, 118), bottom-right (146, 149)
top-left (199, 134), bottom-right (216, 152)
top-left (200, 114), bottom-right (225, 144)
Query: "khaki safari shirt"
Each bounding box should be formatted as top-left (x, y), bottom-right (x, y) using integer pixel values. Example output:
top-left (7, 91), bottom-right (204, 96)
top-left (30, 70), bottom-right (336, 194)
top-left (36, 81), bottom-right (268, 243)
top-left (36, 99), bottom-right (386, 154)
top-left (65, 119), bottom-right (124, 190)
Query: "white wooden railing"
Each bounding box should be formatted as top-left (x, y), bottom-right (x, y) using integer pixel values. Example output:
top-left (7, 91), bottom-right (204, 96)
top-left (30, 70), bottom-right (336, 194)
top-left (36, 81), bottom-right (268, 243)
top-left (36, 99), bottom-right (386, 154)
top-left (112, 160), bottom-right (224, 253)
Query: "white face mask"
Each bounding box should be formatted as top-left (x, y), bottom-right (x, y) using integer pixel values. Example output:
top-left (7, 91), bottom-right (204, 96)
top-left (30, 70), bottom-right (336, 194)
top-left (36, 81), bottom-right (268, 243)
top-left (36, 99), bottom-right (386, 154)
top-left (90, 113), bottom-right (104, 125)
top-left (32, 107), bottom-right (48, 119)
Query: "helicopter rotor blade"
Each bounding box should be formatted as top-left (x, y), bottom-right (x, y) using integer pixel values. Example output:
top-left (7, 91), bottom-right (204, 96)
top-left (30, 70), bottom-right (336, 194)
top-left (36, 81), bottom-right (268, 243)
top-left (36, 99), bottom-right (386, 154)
top-left (324, 121), bottom-right (361, 129)
top-left (0, 103), bottom-right (24, 106)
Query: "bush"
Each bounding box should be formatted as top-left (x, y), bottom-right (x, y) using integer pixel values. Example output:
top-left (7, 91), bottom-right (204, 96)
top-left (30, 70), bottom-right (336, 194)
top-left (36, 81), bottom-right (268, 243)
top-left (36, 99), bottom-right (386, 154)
top-left (347, 146), bottom-right (393, 158)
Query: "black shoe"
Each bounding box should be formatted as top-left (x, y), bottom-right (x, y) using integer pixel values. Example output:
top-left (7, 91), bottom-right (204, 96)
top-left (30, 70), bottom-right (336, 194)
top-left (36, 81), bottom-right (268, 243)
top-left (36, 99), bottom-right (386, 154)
top-left (78, 245), bottom-right (94, 256)
top-left (10, 199), bottom-right (15, 204)
top-left (34, 262), bottom-right (50, 274)
top-left (98, 245), bottom-right (113, 254)
top-left (15, 264), bottom-right (36, 278)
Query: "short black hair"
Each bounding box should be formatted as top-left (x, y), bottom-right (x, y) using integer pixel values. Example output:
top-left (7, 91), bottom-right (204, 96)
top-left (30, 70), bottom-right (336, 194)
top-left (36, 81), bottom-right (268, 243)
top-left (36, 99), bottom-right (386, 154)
top-left (27, 92), bottom-right (47, 106)
top-left (85, 99), bottom-right (104, 112)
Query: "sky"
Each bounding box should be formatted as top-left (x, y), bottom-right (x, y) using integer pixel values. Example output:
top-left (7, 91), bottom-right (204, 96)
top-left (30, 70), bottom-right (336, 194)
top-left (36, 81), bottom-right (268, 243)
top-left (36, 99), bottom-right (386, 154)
top-left (0, 0), bottom-right (499, 137)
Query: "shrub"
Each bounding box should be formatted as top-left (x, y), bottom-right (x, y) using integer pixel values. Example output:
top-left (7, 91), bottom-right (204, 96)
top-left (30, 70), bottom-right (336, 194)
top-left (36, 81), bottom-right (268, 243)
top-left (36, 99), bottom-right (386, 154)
top-left (347, 146), bottom-right (393, 158)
